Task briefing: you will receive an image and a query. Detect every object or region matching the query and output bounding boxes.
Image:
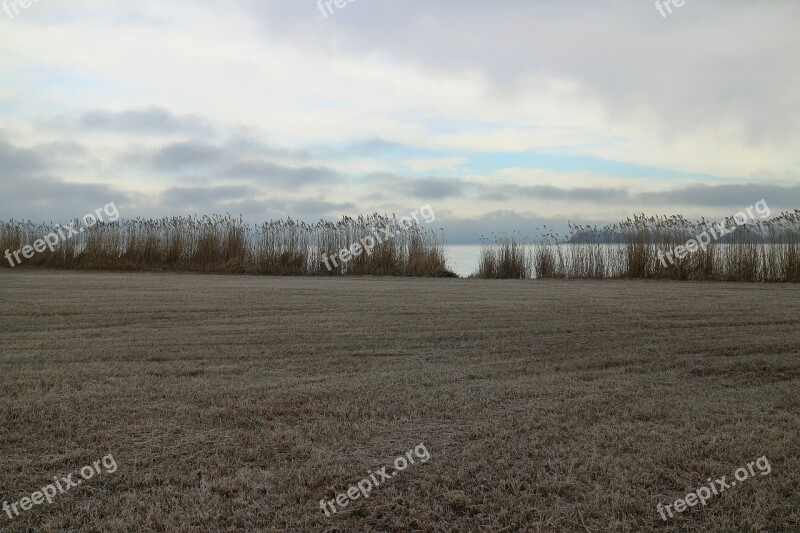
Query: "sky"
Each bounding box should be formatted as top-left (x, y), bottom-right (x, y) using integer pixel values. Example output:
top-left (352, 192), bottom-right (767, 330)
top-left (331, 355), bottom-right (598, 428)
top-left (1, 0), bottom-right (799, 242)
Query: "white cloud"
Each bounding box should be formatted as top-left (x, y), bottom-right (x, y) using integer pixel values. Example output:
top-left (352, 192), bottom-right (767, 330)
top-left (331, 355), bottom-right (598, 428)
top-left (0, 0), bottom-right (797, 235)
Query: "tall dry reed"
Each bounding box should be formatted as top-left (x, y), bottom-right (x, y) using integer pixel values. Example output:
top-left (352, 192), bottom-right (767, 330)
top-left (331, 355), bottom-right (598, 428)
top-left (0, 214), bottom-right (452, 277)
top-left (541, 210), bottom-right (800, 282)
top-left (475, 233), bottom-right (533, 279)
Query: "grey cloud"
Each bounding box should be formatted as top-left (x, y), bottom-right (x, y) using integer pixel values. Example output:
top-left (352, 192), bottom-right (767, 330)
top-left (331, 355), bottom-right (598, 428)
top-left (424, 181), bottom-right (631, 203)
top-left (207, 198), bottom-right (288, 222)
top-left (500, 181), bottom-right (800, 213)
top-left (34, 141), bottom-right (87, 161)
top-left (346, 137), bottom-right (403, 155)
top-left (0, 139), bottom-right (136, 222)
top-left (0, 138), bottom-right (92, 187)
top-left (224, 136), bottom-right (313, 161)
top-left (635, 183), bottom-right (800, 208)
top-left (160, 185), bottom-right (262, 209)
top-left (285, 199), bottom-right (357, 220)
top-left (475, 182), bottom-right (800, 212)
top-left (505, 185), bottom-right (630, 202)
top-left (246, 0), bottom-right (800, 143)
top-left (154, 182), bottom-right (354, 222)
top-left (223, 160), bottom-right (342, 186)
top-left (146, 138), bottom-right (320, 175)
top-left (0, 173), bottom-right (131, 222)
top-left (365, 174), bottom-right (624, 203)
top-left (53, 109), bottom-right (312, 164)
top-left (409, 178), bottom-right (464, 199)
top-left (365, 173), bottom-right (465, 199)
top-left (0, 140), bottom-right (47, 178)
top-left (152, 141), bottom-right (226, 170)
top-left (78, 107), bottom-right (214, 135)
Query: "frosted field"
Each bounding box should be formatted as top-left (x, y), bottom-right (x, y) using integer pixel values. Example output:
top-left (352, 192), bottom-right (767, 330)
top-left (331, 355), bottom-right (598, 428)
top-left (1, 272), bottom-right (799, 531)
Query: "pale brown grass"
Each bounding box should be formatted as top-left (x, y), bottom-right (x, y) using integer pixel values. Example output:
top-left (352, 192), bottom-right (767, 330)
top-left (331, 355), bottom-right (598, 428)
top-left (1, 272), bottom-right (798, 531)
top-left (0, 214), bottom-right (450, 277)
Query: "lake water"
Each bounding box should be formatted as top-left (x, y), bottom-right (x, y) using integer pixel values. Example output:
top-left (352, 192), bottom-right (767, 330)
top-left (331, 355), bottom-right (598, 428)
top-left (443, 245), bottom-right (483, 277)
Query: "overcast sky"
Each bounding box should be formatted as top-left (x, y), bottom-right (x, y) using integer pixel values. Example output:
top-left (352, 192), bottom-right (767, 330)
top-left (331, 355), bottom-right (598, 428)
top-left (1, 0), bottom-right (799, 242)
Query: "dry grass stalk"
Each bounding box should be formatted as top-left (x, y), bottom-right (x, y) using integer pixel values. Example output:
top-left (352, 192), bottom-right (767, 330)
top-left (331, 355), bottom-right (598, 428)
top-left (0, 214), bottom-right (451, 277)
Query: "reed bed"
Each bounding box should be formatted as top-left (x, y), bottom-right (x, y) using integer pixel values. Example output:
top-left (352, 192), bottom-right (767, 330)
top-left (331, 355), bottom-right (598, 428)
top-left (473, 211), bottom-right (800, 281)
top-left (5, 211), bottom-right (799, 281)
top-left (0, 214), bottom-right (451, 277)
top-left (538, 211), bottom-right (800, 282)
top-left (475, 233), bottom-right (533, 279)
